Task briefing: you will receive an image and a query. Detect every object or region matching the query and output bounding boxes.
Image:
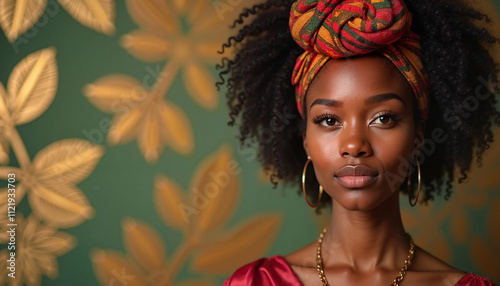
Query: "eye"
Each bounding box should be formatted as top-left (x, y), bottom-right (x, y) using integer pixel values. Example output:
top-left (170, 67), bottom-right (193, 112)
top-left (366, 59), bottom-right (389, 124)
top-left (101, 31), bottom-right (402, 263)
top-left (375, 115), bottom-right (391, 124)
top-left (371, 111), bottom-right (402, 126)
top-left (312, 114), bottom-right (340, 127)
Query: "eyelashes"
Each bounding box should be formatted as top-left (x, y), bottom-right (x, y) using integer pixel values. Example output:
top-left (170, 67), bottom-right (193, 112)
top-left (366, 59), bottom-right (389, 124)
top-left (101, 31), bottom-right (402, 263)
top-left (312, 113), bottom-right (338, 125)
top-left (374, 110), bottom-right (403, 123)
top-left (311, 110), bottom-right (403, 127)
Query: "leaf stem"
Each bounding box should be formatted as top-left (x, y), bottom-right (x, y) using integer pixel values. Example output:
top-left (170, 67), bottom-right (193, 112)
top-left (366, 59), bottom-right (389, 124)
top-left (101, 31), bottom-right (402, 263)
top-left (0, 166), bottom-right (22, 179)
top-left (164, 234), bottom-right (196, 284)
top-left (9, 127), bottom-right (31, 170)
top-left (152, 59), bottom-right (180, 100)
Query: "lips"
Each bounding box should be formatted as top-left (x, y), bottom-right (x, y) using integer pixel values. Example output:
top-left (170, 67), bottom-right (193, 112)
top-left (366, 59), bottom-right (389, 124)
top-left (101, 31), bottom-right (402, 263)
top-left (334, 165), bottom-right (378, 189)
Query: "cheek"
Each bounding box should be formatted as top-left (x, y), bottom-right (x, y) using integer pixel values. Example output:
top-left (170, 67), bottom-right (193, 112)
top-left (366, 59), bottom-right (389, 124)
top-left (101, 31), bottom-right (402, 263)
top-left (305, 126), bottom-right (340, 177)
top-left (375, 129), bottom-right (415, 182)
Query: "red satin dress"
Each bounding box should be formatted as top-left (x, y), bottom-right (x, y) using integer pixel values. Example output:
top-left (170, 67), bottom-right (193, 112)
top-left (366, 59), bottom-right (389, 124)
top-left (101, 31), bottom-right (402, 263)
top-left (223, 256), bottom-right (497, 286)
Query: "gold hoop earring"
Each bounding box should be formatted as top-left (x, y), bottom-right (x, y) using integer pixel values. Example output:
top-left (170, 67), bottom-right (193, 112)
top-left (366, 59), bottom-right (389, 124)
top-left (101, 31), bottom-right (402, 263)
top-left (408, 160), bottom-right (421, 207)
top-left (302, 156), bottom-right (323, 208)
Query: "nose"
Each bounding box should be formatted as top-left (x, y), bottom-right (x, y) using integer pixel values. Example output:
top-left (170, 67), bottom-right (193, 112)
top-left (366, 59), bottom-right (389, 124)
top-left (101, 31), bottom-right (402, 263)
top-left (339, 127), bottom-right (373, 158)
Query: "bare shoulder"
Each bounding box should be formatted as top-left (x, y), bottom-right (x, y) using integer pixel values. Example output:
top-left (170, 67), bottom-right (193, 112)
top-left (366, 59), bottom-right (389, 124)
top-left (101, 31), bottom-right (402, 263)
top-left (284, 241), bottom-right (317, 268)
top-left (409, 246), bottom-right (468, 285)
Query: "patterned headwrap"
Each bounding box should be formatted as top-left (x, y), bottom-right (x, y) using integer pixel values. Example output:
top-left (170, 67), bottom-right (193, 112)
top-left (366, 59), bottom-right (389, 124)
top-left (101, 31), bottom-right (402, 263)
top-left (290, 0), bottom-right (430, 120)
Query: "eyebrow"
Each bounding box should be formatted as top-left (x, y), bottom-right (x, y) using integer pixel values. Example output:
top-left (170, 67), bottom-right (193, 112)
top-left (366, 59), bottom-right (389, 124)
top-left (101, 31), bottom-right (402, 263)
top-left (364, 93), bottom-right (406, 106)
top-left (309, 93), bottom-right (405, 110)
top-left (310, 99), bottom-right (343, 109)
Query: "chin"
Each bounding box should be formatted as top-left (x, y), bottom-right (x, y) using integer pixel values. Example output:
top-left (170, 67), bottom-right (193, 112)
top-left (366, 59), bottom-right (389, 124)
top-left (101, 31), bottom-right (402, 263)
top-left (330, 190), bottom-right (394, 212)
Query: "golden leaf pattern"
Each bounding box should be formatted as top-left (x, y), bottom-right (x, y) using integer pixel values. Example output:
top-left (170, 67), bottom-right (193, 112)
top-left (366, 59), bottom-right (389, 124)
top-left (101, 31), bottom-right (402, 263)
top-left (154, 174), bottom-right (188, 231)
top-left (84, 74), bottom-right (194, 163)
top-left (159, 100), bottom-right (194, 155)
top-left (83, 0), bottom-right (263, 163)
top-left (191, 145), bottom-right (239, 232)
top-left (192, 214), bottom-right (283, 274)
top-left (120, 0), bottom-right (227, 110)
top-left (91, 250), bottom-right (148, 286)
top-left (58, 0), bottom-right (115, 35)
top-left (25, 138), bottom-right (103, 227)
top-left (121, 30), bottom-right (172, 63)
top-left (123, 217), bottom-right (166, 271)
top-left (0, 83), bottom-right (11, 164)
top-left (6, 47), bottom-right (57, 126)
top-left (182, 63), bottom-right (217, 109)
top-left (0, 47), bottom-right (103, 284)
top-left (0, 215), bottom-right (75, 285)
top-left (91, 145), bottom-right (283, 285)
top-left (29, 182), bottom-right (94, 227)
top-left (0, 0), bottom-right (47, 42)
top-left (33, 138), bottom-right (104, 185)
top-left (0, 184), bottom-right (25, 244)
top-left (0, 0), bottom-right (115, 42)
top-left (470, 198), bottom-right (500, 281)
top-left (83, 74), bottom-right (145, 114)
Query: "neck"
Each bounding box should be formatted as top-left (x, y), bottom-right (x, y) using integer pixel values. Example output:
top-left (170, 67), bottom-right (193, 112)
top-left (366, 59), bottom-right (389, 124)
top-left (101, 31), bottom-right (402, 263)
top-left (322, 192), bottom-right (409, 271)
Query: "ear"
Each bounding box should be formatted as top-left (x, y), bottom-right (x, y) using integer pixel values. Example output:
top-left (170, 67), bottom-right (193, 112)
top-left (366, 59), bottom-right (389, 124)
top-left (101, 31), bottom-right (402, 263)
top-left (303, 131), bottom-right (310, 158)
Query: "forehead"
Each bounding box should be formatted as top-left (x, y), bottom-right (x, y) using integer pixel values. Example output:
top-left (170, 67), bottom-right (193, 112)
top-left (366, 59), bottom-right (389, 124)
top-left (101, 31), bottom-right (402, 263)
top-left (306, 53), bottom-right (414, 106)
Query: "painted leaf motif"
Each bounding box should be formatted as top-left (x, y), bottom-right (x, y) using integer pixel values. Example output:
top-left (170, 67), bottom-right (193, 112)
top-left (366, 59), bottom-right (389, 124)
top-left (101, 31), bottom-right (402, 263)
top-left (154, 175), bottom-right (188, 230)
top-left (91, 249), bottom-right (147, 286)
top-left (0, 191), bottom-right (10, 243)
top-left (21, 215), bottom-right (76, 255)
top-left (182, 62), bottom-right (218, 110)
top-left (0, 85), bottom-right (9, 160)
top-left (421, 231), bottom-right (452, 263)
top-left (471, 237), bottom-right (500, 281)
top-left (0, 180), bottom-right (26, 207)
top-left (0, 0), bottom-right (47, 42)
top-left (138, 108), bottom-right (161, 163)
top-left (186, 0), bottom-right (206, 25)
top-left (0, 250), bottom-right (9, 281)
top-left (108, 107), bottom-right (145, 145)
top-left (11, 215), bottom-right (76, 284)
top-left (195, 41), bottom-right (226, 64)
top-left (189, 0), bottom-right (251, 38)
top-left (192, 214), bottom-right (282, 274)
top-left (0, 183), bottom-right (26, 242)
top-left (488, 199), bottom-right (500, 246)
top-left (159, 100), bottom-right (194, 155)
top-left (191, 145), bottom-right (239, 232)
top-left (33, 138), bottom-right (104, 185)
top-left (0, 82), bottom-right (9, 121)
top-left (0, 122), bottom-right (9, 164)
top-left (83, 74), bottom-right (146, 114)
top-left (124, 0), bottom-right (179, 34)
top-left (476, 165), bottom-right (500, 189)
top-left (29, 183), bottom-right (94, 227)
top-left (122, 217), bottom-right (166, 272)
top-left (450, 209), bottom-right (469, 244)
top-left (121, 30), bottom-right (171, 63)
top-left (58, 0), bottom-right (115, 35)
top-left (7, 47), bottom-right (58, 125)
top-left (173, 0), bottom-right (188, 14)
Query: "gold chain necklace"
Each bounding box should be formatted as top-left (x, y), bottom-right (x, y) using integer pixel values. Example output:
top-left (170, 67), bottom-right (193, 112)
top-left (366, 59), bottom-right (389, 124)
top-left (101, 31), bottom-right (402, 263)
top-left (316, 227), bottom-right (415, 286)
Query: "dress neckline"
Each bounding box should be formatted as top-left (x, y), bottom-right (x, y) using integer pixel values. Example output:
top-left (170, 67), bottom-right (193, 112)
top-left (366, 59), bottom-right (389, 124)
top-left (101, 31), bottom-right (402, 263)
top-left (273, 255), bottom-right (484, 286)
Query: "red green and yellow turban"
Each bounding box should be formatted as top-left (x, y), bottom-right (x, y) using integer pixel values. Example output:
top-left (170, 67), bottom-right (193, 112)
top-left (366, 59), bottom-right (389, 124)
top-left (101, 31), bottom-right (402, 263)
top-left (290, 0), bottom-right (430, 120)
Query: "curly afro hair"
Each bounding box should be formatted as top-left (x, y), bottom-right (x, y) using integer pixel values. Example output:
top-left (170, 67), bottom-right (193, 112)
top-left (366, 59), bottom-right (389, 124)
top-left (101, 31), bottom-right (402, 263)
top-left (217, 0), bottom-right (500, 212)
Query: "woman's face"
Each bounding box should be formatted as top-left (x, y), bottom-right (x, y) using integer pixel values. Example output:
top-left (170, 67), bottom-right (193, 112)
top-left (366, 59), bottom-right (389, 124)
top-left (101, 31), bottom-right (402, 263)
top-left (303, 53), bottom-right (423, 211)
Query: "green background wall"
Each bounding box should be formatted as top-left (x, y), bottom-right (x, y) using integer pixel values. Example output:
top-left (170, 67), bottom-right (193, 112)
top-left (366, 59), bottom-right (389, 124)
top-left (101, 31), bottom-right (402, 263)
top-left (0, 0), bottom-right (499, 285)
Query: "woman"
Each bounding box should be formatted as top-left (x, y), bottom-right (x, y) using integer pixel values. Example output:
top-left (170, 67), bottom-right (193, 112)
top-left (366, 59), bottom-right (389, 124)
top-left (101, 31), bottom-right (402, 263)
top-left (218, 0), bottom-right (499, 285)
